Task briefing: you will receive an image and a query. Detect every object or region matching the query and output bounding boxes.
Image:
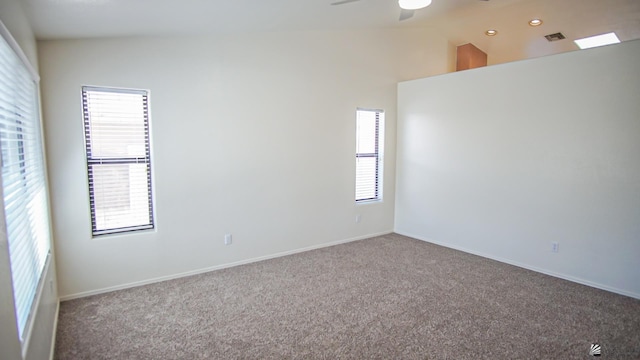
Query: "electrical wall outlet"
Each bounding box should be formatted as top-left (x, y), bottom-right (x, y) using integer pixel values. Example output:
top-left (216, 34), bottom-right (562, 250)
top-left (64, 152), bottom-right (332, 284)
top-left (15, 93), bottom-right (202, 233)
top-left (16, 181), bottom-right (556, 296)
top-left (355, 214), bottom-right (361, 223)
top-left (224, 234), bottom-right (232, 245)
top-left (551, 242), bottom-right (559, 253)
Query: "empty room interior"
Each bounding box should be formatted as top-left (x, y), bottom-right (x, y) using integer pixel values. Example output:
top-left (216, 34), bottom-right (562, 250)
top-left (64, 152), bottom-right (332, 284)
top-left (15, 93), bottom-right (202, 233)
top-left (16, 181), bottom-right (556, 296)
top-left (0, 0), bottom-right (639, 358)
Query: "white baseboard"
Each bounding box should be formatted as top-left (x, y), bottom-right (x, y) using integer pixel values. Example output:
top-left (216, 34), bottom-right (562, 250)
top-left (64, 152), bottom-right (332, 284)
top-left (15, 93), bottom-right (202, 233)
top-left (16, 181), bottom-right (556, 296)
top-left (60, 231), bottom-right (393, 301)
top-left (395, 230), bottom-right (640, 300)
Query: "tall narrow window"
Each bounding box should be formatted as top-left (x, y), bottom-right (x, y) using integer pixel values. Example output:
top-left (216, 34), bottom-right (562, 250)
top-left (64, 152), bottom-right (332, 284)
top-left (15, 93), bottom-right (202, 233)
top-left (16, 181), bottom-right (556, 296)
top-left (355, 108), bottom-right (384, 202)
top-left (82, 86), bottom-right (154, 236)
top-left (0, 25), bottom-right (51, 341)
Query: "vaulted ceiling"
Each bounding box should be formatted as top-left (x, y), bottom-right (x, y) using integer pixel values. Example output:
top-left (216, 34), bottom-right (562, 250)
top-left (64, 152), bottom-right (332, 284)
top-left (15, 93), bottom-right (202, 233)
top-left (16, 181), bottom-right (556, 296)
top-left (22, 0), bottom-right (640, 64)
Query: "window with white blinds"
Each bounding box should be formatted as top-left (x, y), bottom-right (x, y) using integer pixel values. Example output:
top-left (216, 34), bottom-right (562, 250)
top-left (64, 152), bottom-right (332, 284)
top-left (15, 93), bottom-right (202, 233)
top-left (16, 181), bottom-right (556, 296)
top-left (355, 108), bottom-right (384, 202)
top-left (82, 86), bottom-right (154, 236)
top-left (0, 27), bottom-right (51, 341)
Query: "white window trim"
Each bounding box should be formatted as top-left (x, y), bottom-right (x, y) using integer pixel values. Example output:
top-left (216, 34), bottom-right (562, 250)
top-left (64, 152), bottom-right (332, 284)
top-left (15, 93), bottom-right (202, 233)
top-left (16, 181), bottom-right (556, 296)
top-left (81, 85), bottom-right (156, 237)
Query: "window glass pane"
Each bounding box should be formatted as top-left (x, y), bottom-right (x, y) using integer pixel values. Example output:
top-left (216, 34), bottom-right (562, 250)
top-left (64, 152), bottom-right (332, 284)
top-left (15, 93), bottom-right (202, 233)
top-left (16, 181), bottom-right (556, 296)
top-left (85, 91), bottom-right (147, 158)
top-left (356, 110), bottom-right (377, 154)
top-left (91, 163), bottom-right (151, 231)
top-left (355, 157), bottom-right (377, 200)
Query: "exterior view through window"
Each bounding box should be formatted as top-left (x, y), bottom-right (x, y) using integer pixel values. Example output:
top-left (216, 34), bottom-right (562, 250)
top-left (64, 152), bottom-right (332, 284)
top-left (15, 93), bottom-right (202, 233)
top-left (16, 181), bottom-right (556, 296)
top-left (355, 108), bottom-right (384, 202)
top-left (82, 86), bottom-right (154, 236)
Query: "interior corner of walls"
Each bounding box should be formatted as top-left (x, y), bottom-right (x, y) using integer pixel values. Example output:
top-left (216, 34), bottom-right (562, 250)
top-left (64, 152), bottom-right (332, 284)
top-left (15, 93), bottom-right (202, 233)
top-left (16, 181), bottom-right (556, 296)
top-left (0, 0), bottom-right (39, 71)
top-left (394, 231), bottom-right (640, 300)
top-left (395, 41), bottom-right (640, 299)
top-left (59, 230), bottom-right (394, 301)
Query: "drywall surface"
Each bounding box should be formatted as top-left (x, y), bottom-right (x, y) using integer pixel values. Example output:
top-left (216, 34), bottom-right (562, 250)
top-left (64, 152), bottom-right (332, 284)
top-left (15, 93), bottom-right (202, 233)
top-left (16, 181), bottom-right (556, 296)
top-left (0, 0), bottom-right (37, 70)
top-left (396, 40), bottom-right (640, 298)
top-left (39, 28), bottom-right (451, 298)
top-left (0, 3), bottom-right (59, 360)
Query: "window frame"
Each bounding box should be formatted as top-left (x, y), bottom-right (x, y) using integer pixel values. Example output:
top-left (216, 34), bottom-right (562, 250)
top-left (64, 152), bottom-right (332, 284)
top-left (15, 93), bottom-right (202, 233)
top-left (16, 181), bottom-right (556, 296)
top-left (0, 19), bottom-right (52, 349)
top-left (355, 108), bottom-right (384, 203)
top-left (81, 86), bottom-right (155, 237)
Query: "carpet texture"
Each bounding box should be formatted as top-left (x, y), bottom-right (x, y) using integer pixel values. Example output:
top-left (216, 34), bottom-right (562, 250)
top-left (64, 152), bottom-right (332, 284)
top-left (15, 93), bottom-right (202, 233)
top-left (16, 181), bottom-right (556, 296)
top-left (55, 233), bottom-right (640, 359)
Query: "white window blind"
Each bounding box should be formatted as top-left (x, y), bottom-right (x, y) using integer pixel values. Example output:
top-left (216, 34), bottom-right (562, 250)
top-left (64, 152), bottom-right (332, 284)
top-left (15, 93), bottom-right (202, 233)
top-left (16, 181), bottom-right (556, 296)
top-left (82, 87), bottom-right (154, 236)
top-left (355, 108), bottom-right (384, 202)
top-left (0, 27), bottom-right (51, 341)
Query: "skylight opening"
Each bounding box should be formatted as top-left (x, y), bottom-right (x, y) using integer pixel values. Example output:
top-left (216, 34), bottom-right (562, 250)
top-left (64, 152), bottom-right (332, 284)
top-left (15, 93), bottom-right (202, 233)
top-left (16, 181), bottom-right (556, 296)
top-left (574, 32), bottom-right (620, 50)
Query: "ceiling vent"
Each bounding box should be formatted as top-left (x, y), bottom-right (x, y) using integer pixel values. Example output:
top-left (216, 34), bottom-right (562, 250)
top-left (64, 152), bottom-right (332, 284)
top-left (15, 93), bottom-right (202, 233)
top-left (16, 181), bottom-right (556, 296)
top-left (545, 32), bottom-right (566, 42)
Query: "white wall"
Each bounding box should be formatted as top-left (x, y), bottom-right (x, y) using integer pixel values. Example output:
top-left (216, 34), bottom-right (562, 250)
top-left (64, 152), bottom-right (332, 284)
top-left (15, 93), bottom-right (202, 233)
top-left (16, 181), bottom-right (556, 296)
top-left (39, 29), bottom-right (451, 299)
top-left (396, 40), bottom-right (640, 298)
top-left (0, 1), bottom-right (59, 360)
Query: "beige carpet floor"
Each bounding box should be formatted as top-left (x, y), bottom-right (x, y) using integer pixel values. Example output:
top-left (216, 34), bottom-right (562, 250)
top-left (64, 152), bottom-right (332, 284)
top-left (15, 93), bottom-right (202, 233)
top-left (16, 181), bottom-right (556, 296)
top-left (55, 233), bottom-right (640, 359)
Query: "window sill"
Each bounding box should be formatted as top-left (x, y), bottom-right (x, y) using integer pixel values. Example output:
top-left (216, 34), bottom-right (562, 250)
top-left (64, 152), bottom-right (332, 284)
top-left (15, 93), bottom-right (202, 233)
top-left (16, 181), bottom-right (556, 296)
top-left (356, 199), bottom-right (383, 205)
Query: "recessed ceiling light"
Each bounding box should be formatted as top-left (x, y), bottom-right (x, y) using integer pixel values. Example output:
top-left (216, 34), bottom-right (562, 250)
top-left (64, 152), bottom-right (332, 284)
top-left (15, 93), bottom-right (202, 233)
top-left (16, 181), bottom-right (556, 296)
top-left (574, 32), bottom-right (620, 49)
top-left (398, 0), bottom-right (432, 10)
top-left (485, 29), bottom-right (498, 36)
top-left (529, 19), bottom-right (543, 27)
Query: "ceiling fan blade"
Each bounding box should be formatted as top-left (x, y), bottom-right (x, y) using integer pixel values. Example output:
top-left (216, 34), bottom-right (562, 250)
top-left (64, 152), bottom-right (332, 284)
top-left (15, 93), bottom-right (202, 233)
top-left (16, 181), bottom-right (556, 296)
top-left (331, 0), bottom-right (361, 5)
top-left (399, 9), bottom-right (415, 21)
